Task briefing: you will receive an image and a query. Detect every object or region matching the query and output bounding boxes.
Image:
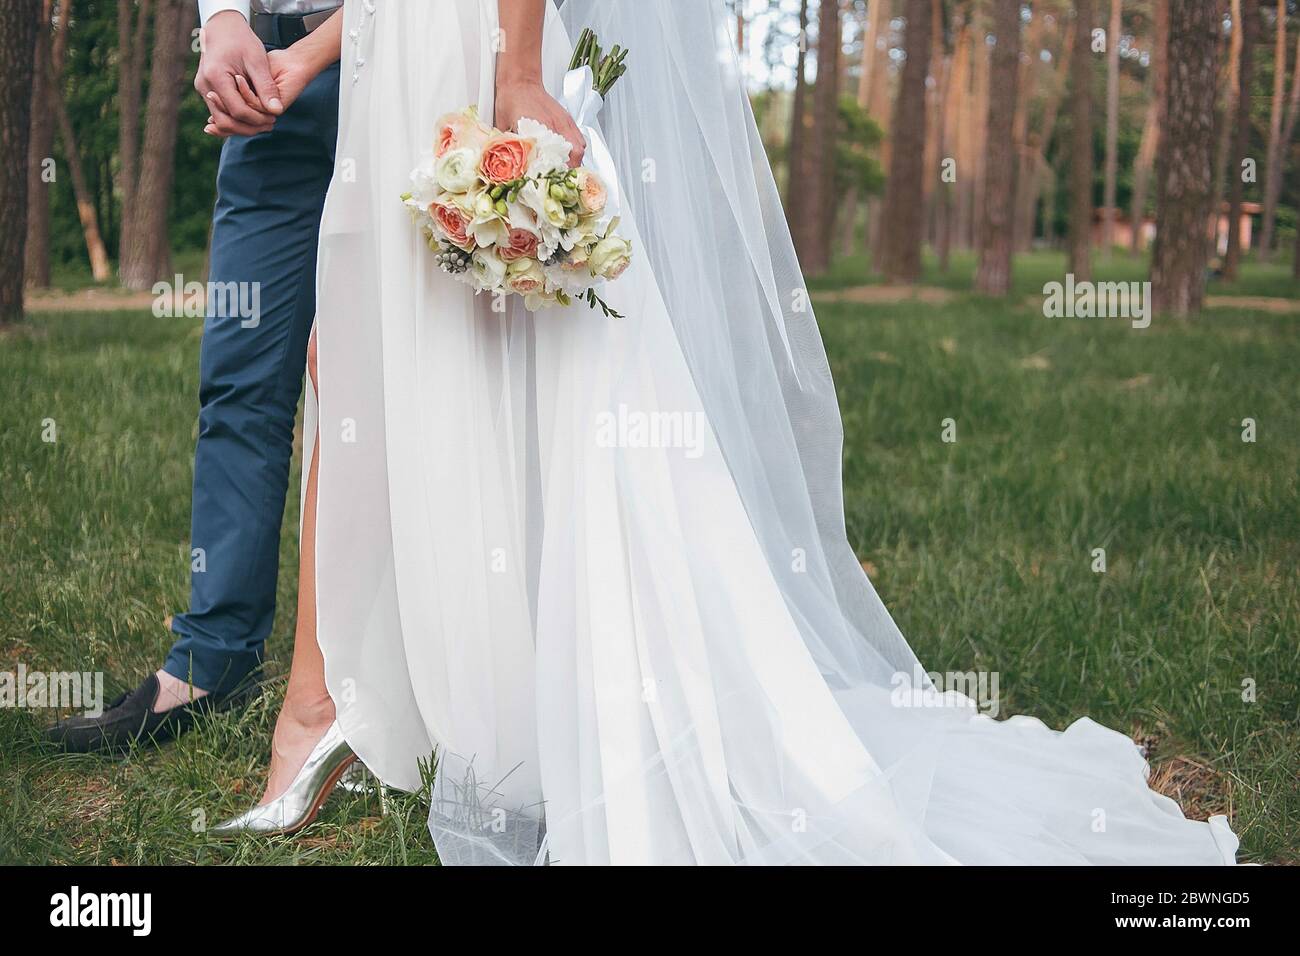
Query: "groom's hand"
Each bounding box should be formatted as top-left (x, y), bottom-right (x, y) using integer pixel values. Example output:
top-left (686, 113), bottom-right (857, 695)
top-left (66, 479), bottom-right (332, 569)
top-left (197, 10), bottom-right (283, 138)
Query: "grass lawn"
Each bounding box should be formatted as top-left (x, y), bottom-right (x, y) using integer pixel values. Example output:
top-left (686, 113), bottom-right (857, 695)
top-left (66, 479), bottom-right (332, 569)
top-left (811, 246), bottom-right (1300, 301)
top-left (1, 257), bottom-right (1296, 864)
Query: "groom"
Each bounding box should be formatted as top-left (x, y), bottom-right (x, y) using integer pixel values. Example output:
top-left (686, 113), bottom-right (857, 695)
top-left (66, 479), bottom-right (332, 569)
top-left (48, 0), bottom-right (343, 753)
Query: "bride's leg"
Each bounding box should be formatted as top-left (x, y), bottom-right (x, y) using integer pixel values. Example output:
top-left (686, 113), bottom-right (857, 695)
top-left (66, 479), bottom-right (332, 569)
top-left (260, 331), bottom-right (337, 804)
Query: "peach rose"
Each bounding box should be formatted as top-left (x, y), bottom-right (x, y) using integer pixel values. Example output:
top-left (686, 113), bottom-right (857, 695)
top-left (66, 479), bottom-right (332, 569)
top-left (497, 227), bottom-right (541, 263)
top-left (436, 111), bottom-right (489, 157)
top-left (576, 169), bottom-right (608, 215)
top-left (506, 260), bottom-right (546, 295)
top-left (480, 134), bottom-right (533, 184)
top-left (432, 202), bottom-right (474, 250)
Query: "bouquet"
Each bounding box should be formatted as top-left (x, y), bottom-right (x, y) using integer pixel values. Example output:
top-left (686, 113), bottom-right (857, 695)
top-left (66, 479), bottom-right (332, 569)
top-left (403, 30), bottom-right (632, 316)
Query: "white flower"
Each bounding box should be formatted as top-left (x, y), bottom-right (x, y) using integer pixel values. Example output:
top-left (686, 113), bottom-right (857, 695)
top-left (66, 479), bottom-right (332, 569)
top-left (505, 258), bottom-right (547, 297)
top-left (544, 260), bottom-right (595, 296)
top-left (407, 161), bottom-right (441, 210)
top-left (469, 248), bottom-right (508, 292)
top-left (517, 179), bottom-right (563, 255)
top-left (435, 147), bottom-right (481, 194)
top-left (589, 235), bottom-right (633, 280)
top-left (467, 190), bottom-right (510, 248)
top-left (518, 117), bottom-right (575, 176)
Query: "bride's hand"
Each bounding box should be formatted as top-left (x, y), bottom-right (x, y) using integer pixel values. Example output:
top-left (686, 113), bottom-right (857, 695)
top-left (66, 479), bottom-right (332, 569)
top-left (264, 47), bottom-right (318, 113)
top-left (495, 79), bottom-right (586, 167)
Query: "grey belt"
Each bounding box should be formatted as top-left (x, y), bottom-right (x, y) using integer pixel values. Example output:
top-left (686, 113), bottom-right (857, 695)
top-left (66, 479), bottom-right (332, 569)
top-left (250, 8), bottom-right (340, 47)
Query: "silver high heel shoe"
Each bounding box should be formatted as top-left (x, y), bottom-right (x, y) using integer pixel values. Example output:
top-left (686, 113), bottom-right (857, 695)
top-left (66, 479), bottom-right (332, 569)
top-left (212, 721), bottom-right (356, 837)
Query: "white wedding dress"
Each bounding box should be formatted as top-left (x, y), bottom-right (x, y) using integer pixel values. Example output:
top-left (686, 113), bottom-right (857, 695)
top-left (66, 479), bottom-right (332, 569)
top-left (306, 0), bottom-right (1238, 865)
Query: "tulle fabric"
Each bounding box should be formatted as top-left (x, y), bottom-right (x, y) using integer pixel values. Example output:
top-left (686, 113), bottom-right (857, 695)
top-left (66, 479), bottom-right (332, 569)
top-left (308, 0), bottom-right (1238, 865)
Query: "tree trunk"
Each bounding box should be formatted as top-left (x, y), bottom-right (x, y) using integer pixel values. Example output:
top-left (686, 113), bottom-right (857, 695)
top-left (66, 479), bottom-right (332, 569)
top-left (975, 0), bottom-right (1020, 294)
top-left (941, 20), bottom-right (972, 260)
top-left (116, 0), bottom-right (152, 274)
top-left (1011, 6), bottom-right (1045, 252)
top-left (1152, 0), bottom-right (1220, 316)
top-left (877, 0), bottom-right (932, 282)
top-left (1019, 17), bottom-right (1073, 251)
top-left (943, 19), bottom-right (972, 252)
top-left (1259, 0), bottom-right (1287, 259)
top-left (1265, 30), bottom-right (1300, 260)
top-left (921, 0), bottom-right (943, 248)
top-left (805, 0), bottom-right (842, 274)
top-left (119, 0), bottom-right (193, 290)
top-left (860, 0), bottom-right (892, 270)
top-left (1067, 0), bottom-right (1095, 282)
top-left (787, 0), bottom-right (811, 233)
top-left (0, 0), bottom-right (42, 326)
top-left (1210, 0), bottom-right (1242, 258)
top-left (934, 42), bottom-right (953, 272)
top-left (1101, 0), bottom-right (1121, 254)
top-left (52, 75), bottom-right (112, 281)
top-left (24, 0), bottom-right (53, 289)
top-left (1223, 0), bottom-right (1257, 280)
top-left (1130, 0), bottom-right (1168, 256)
top-left (968, 20), bottom-right (990, 250)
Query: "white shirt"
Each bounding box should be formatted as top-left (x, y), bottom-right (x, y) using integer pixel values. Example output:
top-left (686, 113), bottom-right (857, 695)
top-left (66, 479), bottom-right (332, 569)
top-left (199, 0), bottom-right (340, 24)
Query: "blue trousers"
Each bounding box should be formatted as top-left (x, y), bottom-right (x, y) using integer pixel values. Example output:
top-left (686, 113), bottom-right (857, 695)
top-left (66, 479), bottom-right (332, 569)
top-left (165, 61), bottom-right (340, 695)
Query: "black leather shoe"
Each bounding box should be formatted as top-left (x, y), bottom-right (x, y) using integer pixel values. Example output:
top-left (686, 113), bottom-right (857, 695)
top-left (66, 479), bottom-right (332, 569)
top-left (44, 673), bottom-right (261, 755)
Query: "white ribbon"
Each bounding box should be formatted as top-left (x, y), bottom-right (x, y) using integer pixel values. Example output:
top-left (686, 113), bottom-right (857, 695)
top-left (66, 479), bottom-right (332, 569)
top-left (561, 65), bottom-right (623, 221)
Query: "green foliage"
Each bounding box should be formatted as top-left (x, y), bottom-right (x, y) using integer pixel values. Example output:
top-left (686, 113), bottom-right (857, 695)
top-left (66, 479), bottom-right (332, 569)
top-left (751, 89), bottom-right (884, 197)
top-left (835, 95), bottom-right (884, 196)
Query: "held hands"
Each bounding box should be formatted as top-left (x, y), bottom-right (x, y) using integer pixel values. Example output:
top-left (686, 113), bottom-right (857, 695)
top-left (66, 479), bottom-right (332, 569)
top-left (495, 79), bottom-right (587, 168)
top-left (197, 11), bottom-right (284, 137)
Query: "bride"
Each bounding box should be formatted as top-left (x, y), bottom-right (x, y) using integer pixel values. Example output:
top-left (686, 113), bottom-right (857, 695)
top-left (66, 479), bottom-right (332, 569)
top-left (212, 0), bottom-right (1238, 865)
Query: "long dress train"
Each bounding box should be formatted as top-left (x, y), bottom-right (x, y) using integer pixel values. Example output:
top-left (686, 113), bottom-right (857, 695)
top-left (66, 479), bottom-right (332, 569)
top-left (306, 0), bottom-right (1239, 865)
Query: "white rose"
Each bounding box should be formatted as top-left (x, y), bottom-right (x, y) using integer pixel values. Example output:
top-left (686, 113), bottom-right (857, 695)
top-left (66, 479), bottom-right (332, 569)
top-left (506, 258), bottom-right (547, 296)
top-left (435, 147), bottom-right (480, 194)
top-left (469, 248), bottom-right (508, 291)
top-left (589, 235), bottom-right (633, 280)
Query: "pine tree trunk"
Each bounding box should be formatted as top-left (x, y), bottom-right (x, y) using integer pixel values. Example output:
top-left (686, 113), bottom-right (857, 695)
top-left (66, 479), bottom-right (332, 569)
top-left (921, 0), bottom-right (943, 248)
top-left (116, 0), bottom-right (152, 274)
top-left (944, 20), bottom-right (971, 251)
top-left (52, 77), bottom-right (112, 281)
top-left (1011, 7), bottom-right (1044, 252)
top-left (787, 0), bottom-right (812, 247)
top-left (0, 0), bottom-right (42, 326)
top-left (975, 0), bottom-right (1020, 295)
top-left (1259, 0), bottom-right (1287, 260)
top-left (1223, 0), bottom-right (1258, 280)
top-left (24, 0), bottom-right (53, 289)
top-left (1130, 0), bottom-right (1168, 256)
top-left (934, 43), bottom-right (953, 271)
top-left (878, 0), bottom-right (931, 282)
top-left (1265, 31), bottom-right (1300, 260)
top-left (969, 22), bottom-right (990, 250)
top-left (1018, 17), bottom-right (1073, 252)
top-left (1101, 0), bottom-right (1121, 254)
top-left (1067, 0), bottom-right (1095, 282)
top-left (119, 0), bottom-right (193, 290)
top-left (802, 0), bottom-right (841, 274)
top-left (1210, 0), bottom-right (1242, 258)
top-left (1152, 0), bottom-right (1220, 316)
